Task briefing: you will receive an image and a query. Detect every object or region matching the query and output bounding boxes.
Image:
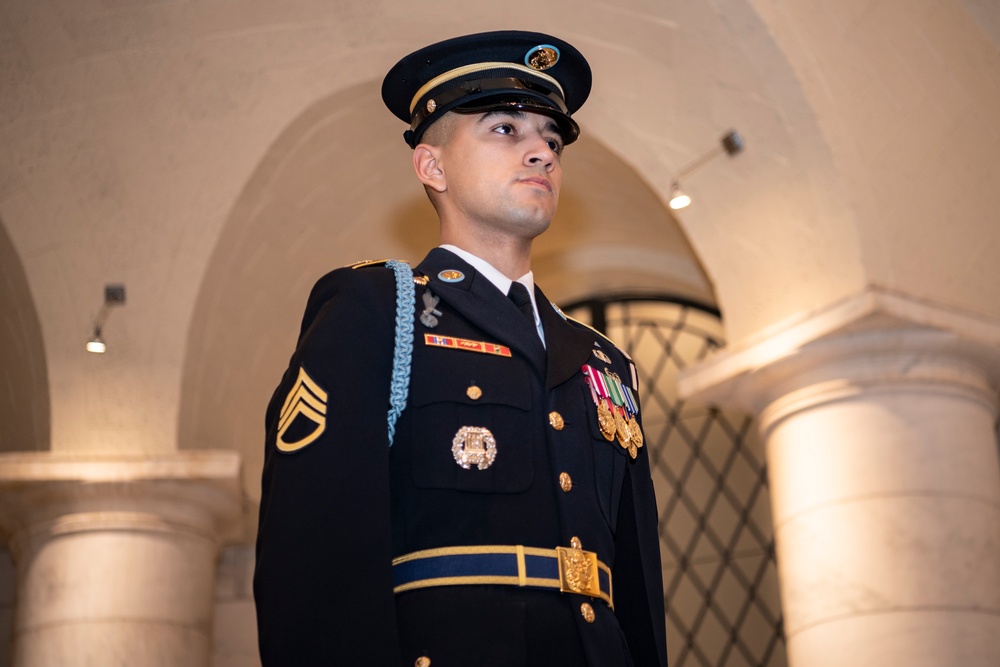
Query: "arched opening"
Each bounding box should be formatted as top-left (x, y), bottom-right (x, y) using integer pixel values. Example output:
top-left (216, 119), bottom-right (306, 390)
top-left (0, 218), bottom-right (49, 453)
top-left (177, 80), bottom-right (715, 511)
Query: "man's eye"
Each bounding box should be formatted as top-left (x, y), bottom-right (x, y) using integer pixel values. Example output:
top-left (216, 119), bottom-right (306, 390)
top-left (547, 139), bottom-right (563, 154)
top-left (493, 123), bottom-right (515, 135)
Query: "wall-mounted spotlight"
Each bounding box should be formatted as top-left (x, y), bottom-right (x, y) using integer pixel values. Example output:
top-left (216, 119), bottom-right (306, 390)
top-left (669, 130), bottom-right (745, 210)
top-left (86, 284), bottom-right (126, 354)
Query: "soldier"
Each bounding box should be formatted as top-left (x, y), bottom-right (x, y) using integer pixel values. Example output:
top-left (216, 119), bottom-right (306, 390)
top-left (254, 30), bottom-right (667, 666)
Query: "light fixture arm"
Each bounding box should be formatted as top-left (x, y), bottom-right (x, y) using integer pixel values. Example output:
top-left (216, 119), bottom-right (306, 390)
top-left (675, 130), bottom-right (745, 181)
top-left (86, 284), bottom-right (126, 354)
top-left (668, 130), bottom-right (745, 211)
top-left (92, 284), bottom-right (126, 329)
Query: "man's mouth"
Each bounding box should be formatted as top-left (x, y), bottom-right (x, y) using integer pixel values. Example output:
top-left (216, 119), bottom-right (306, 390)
top-left (518, 177), bottom-right (553, 194)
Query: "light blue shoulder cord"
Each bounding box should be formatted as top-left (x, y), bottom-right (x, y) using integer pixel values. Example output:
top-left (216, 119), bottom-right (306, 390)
top-left (385, 260), bottom-right (415, 446)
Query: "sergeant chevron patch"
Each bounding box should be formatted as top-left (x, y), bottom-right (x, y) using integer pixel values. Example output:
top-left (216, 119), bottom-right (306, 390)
top-left (276, 366), bottom-right (328, 452)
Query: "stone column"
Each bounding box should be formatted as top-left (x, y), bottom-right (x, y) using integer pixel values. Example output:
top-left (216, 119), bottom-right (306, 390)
top-left (0, 451), bottom-right (243, 667)
top-left (678, 290), bottom-right (1000, 667)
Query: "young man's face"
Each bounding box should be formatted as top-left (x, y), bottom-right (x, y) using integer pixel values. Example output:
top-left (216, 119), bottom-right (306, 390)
top-left (434, 109), bottom-right (565, 241)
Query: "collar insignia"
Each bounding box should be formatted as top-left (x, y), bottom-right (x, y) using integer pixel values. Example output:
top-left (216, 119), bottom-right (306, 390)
top-left (438, 270), bottom-right (465, 282)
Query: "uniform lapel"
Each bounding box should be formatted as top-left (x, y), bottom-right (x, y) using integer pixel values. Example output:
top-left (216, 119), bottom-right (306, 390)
top-left (416, 248), bottom-right (547, 374)
top-left (536, 284), bottom-right (597, 390)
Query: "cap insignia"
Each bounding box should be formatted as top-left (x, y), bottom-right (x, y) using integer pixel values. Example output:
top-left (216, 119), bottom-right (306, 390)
top-left (525, 44), bottom-right (560, 71)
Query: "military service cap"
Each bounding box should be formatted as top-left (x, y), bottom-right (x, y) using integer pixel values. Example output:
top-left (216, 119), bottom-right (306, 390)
top-left (382, 30), bottom-right (592, 148)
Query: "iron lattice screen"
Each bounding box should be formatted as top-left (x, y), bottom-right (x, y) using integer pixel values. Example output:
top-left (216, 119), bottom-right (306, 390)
top-left (562, 295), bottom-right (786, 667)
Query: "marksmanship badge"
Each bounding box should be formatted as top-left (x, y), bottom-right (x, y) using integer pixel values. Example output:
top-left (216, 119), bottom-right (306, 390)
top-left (420, 290), bottom-right (442, 328)
top-left (452, 426), bottom-right (497, 470)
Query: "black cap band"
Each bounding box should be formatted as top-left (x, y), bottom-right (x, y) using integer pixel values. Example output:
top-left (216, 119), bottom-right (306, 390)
top-left (382, 30), bottom-right (592, 149)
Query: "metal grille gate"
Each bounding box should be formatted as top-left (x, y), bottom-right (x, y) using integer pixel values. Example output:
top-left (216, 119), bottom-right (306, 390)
top-left (561, 295), bottom-right (787, 667)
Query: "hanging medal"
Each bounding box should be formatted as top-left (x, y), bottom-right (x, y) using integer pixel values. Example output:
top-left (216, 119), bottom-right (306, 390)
top-left (583, 365), bottom-right (616, 441)
top-left (622, 384), bottom-right (644, 455)
top-left (603, 370), bottom-right (633, 453)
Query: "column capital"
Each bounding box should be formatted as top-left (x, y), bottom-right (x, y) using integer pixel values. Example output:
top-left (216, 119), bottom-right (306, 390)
top-left (0, 450), bottom-right (244, 559)
top-left (678, 287), bottom-right (1000, 432)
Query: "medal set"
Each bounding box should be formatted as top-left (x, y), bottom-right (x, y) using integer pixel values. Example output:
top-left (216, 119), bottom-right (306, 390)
top-left (582, 365), bottom-right (644, 458)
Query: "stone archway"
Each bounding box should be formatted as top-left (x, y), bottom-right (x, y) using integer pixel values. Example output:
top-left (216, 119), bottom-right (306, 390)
top-left (0, 218), bottom-right (49, 453)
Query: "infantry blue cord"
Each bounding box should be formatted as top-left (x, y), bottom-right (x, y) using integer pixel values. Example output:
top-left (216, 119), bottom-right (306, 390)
top-left (385, 260), bottom-right (415, 446)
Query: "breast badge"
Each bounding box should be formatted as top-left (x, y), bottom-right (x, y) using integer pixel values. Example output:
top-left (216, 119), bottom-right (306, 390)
top-left (276, 366), bottom-right (328, 452)
top-left (582, 364), bottom-right (644, 459)
top-left (420, 290), bottom-right (443, 328)
top-left (452, 426), bottom-right (497, 470)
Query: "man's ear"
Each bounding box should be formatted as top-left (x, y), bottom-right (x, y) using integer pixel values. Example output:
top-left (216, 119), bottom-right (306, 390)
top-left (413, 144), bottom-right (447, 193)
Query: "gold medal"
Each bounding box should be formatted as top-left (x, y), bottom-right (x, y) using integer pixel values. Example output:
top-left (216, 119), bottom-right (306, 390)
top-left (596, 401), bottom-right (616, 441)
top-left (628, 416), bottom-right (643, 450)
top-left (615, 410), bottom-right (630, 449)
top-left (628, 442), bottom-right (638, 459)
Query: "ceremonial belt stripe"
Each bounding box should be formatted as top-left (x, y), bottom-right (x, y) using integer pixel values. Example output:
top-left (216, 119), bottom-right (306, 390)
top-left (391, 545), bottom-right (613, 609)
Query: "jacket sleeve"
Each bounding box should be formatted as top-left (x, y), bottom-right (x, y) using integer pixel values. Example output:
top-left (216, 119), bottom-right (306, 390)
top-left (613, 368), bottom-right (669, 667)
top-left (254, 267), bottom-right (403, 666)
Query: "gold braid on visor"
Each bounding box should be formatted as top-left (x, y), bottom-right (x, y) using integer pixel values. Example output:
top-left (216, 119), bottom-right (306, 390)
top-left (408, 62), bottom-right (565, 115)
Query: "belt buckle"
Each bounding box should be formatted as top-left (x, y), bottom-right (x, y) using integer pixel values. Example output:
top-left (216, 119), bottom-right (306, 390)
top-left (555, 545), bottom-right (601, 598)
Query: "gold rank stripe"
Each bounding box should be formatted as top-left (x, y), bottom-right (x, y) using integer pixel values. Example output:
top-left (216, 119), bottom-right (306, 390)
top-left (276, 367), bottom-right (329, 452)
top-left (424, 334), bottom-right (512, 357)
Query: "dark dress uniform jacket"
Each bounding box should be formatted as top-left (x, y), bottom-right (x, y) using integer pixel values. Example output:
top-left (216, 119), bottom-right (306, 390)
top-left (255, 248), bottom-right (667, 667)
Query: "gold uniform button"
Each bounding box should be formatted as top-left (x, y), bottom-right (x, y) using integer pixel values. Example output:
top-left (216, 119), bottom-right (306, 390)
top-left (466, 385), bottom-right (482, 400)
top-left (580, 602), bottom-right (595, 623)
top-left (559, 472), bottom-right (573, 492)
top-left (548, 411), bottom-right (565, 430)
top-left (415, 657), bottom-right (431, 667)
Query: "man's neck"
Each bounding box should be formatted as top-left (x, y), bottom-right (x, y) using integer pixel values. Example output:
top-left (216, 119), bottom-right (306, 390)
top-left (439, 225), bottom-right (533, 280)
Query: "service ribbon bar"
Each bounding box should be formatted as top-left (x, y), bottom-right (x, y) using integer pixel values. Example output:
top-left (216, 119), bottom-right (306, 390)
top-left (623, 385), bottom-right (639, 416)
top-left (604, 371), bottom-right (625, 407)
top-left (425, 334), bottom-right (512, 357)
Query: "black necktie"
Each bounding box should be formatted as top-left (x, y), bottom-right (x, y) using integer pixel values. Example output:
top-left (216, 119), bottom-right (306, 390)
top-left (507, 282), bottom-right (535, 326)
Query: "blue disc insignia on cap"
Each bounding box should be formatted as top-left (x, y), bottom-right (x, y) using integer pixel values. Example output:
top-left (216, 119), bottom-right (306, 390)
top-left (525, 44), bottom-right (560, 70)
top-left (438, 270), bottom-right (465, 283)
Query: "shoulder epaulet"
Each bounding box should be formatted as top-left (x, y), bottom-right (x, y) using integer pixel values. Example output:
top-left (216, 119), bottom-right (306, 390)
top-left (348, 258), bottom-right (394, 269)
top-left (562, 310), bottom-right (633, 362)
top-left (348, 259), bottom-right (427, 285)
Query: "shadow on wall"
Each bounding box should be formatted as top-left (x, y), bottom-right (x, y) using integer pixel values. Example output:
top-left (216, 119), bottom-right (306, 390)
top-left (0, 218), bottom-right (49, 453)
